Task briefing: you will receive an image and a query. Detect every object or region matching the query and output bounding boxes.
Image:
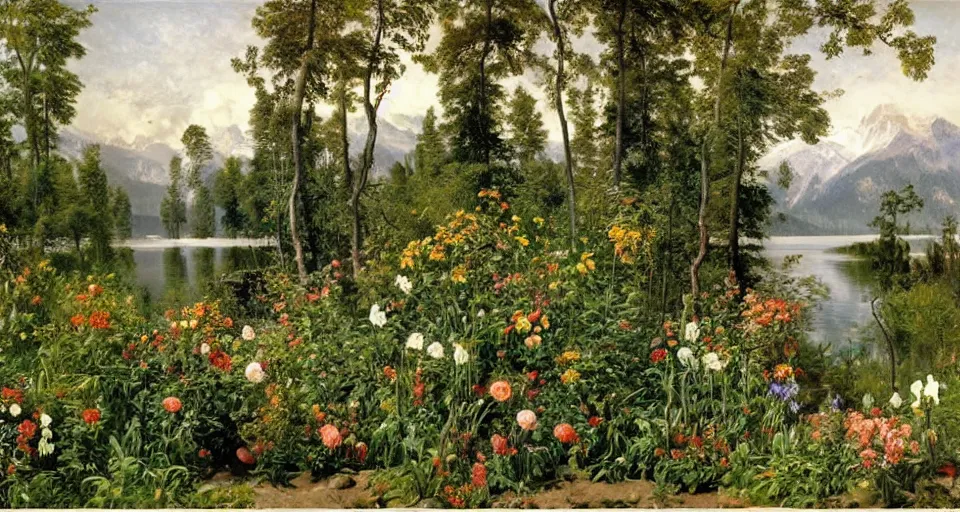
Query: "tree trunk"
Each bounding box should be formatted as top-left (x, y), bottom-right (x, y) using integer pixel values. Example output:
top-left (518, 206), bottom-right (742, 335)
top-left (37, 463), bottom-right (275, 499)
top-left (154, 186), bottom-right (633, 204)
top-left (350, 0), bottom-right (385, 279)
top-left (288, 0), bottom-right (317, 285)
top-left (612, 0), bottom-right (626, 188)
top-left (690, 3), bottom-right (736, 300)
top-left (728, 113), bottom-right (745, 286)
top-left (548, 0), bottom-right (576, 249)
top-left (479, 0), bottom-right (493, 173)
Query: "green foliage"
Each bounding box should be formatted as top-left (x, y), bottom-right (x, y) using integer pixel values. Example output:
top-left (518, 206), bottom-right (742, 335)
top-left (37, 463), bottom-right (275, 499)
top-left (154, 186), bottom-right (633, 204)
top-left (505, 86), bottom-right (547, 164)
top-left (214, 157), bottom-right (247, 238)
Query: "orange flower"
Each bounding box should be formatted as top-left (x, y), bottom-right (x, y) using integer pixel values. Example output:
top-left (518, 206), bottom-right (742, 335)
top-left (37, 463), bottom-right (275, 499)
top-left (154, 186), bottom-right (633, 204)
top-left (489, 380), bottom-right (512, 402)
top-left (162, 396), bottom-right (182, 413)
top-left (491, 433), bottom-right (516, 456)
top-left (81, 408), bottom-right (101, 425)
top-left (516, 410), bottom-right (538, 431)
top-left (70, 314), bottom-right (85, 328)
top-left (30, 295), bottom-right (41, 306)
top-left (383, 366), bottom-right (397, 381)
top-left (88, 311), bottom-right (111, 329)
top-left (320, 424), bottom-right (342, 450)
top-left (208, 350), bottom-right (232, 372)
top-left (553, 423), bottom-right (579, 444)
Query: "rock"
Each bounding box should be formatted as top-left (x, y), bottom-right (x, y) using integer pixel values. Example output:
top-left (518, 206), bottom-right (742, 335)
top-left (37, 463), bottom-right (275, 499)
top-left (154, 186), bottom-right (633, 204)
top-left (327, 475), bottom-right (356, 490)
top-left (416, 497), bottom-right (443, 508)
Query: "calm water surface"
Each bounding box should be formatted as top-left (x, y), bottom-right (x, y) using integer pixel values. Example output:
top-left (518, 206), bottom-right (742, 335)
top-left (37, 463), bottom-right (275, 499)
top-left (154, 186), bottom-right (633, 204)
top-left (763, 235), bottom-right (934, 348)
top-left (122, 238), bottom-right (275, 307)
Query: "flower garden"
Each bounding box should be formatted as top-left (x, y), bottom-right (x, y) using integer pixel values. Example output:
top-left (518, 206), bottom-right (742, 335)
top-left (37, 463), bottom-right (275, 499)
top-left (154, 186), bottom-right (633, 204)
top-left (1, 193), bottom-right (959, 508)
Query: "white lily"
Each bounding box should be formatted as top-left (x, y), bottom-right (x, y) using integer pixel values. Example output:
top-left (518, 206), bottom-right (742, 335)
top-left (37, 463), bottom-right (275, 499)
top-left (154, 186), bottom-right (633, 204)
top-left (684, 322), bottom-right (700, 342)
top-left (889, 392), bottom-right (903, 408)
top-left (453, 344), bottom-right (470, 365)
top-left (924, 374), bottom-right (940, 405)
top-left (911, 379), bottom-right (924, 408)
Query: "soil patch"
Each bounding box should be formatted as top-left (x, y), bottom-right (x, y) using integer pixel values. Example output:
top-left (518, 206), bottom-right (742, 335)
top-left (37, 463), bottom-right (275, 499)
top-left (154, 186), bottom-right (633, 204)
top-left (253, 471), bottom-right (379, 508)
top-left (494, 479), bottom-right (737, 509)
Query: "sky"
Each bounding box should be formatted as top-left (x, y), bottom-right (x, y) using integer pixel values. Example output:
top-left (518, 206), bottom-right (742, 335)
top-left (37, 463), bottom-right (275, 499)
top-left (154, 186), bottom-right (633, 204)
top-left (64, 0), bottom-right (960, 152)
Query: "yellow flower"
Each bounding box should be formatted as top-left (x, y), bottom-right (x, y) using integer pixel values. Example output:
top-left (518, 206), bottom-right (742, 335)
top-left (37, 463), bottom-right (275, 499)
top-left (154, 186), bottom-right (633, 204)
top-left (533, 217), bottom-right (544, 226)
top-left (556, 350), bottom-right (581, 365)
top-left (451, 265), bottom-right (467, 284)
top-left (515, 317), bottom-right (532, 334)
top-left (540, 315), bottom-right (550, 330)
top-left (429, 245), bottom-right (446, 261)
top-left (549, 281), bottom-right (560, 290)
top-left (560, 368), bottom-right (581, 384)
top-left (577, 252), bottom-right (596, 274)
top-left (0, 224), bottom-right (6, 233)
top-left (516, 236), bottom-right (530, 247)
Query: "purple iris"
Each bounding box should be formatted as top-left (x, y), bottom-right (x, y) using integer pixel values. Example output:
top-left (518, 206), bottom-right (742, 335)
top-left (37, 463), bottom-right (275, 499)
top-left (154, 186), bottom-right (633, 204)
top-left (830, 395), bottom-right (843, 412)
top-left (769, 380), bottom-right (801, 412)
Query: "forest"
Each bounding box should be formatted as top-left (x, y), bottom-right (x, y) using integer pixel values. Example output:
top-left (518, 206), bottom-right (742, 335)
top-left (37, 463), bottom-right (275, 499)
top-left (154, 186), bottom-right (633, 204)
top-left (3, 0), bottom-right (960, 508)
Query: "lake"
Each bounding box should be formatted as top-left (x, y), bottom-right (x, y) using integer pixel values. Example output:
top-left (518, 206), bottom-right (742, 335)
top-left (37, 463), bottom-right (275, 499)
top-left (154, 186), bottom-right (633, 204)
top-left (123, 236), bottom-right (931, 346)
top-left (123, 238), bottom-right (276, 308)
top-left (764, 235), bottom-right (934, 349)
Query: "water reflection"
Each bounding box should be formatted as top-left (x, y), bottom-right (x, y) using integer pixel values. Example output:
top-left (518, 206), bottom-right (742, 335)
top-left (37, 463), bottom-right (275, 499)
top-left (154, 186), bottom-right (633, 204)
top-left (764, 235), bottom-right (933, 349)
top-left (130, 241), bottom-right (273, 308)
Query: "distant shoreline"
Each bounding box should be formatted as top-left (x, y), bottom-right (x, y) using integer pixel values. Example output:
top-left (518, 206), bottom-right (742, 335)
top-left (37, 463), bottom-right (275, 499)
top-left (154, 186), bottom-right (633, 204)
top-left (119, 237), bottom-right (276, 250)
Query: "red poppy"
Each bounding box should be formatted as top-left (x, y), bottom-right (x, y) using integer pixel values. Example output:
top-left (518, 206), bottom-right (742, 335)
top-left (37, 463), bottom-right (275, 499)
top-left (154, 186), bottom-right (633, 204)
top-left (162, 396), bottom-right (182, 413)
top-left (650, 348), bottom-right (668, 363)
top-left (471, 462), bottom-right (488, 487)
top-left (588, 416), bottom-right (603, 428)
top-left (82, 408), bottom-right (101, 425)
top-left (553, 423), bottom-right (579, 444)
top-left (236, 446), bottom-right (255, 464)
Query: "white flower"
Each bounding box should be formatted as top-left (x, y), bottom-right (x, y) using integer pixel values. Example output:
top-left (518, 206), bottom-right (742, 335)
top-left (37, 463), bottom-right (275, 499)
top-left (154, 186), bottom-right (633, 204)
top-left (406, 332), bottom-right (424, 351)
top-left (477, 309), bottom-right (486, 318)
top-left (427, 342), bottom-right (445, 359)
top-left (241, 325), bottom-right (256, 341)
top-left (9, 404), bottom-right (21, 417)
top-left (677, 347), bottom-right (698, 369)
top-left (395, 275), bottom-right (412, 295)
top-left (453, 344), bottom-right (470, 365)
top-left (179, 320), bottom-right (189, 329)
top-left (911, 379), bottom-right (924, 408)
top-left (684, 322), bottom-right (700, 342)
top-left (200, 342), bottom-right (211, 355)
top-left (889, 392), bottom-right (903, 408)
top-left (38, 438), bottom-right (54, 457)
top-left (924, 374), bottom-right (940, 405)
top-left (701, 352), bottom-right (725, 372)
top-left (40, 413), bottom-right (52, 427)
top-left (369, 304), bottom-right (387, 328)
top-left (245, 362), bottom-right (265, 383)
top-left (41, 427), bottom-right (52, 440)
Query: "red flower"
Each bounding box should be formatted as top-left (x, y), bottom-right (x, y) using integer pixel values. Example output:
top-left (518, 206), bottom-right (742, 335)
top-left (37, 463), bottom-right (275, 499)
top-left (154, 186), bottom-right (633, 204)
top-left (82, 408), bottom-right (101, 425)
top-left (871, 407), bottom-right (882, 418)
top-left (527, 370), bottom-right (539, 381)
top-left (471, 462), bottom-right (488, 487)
top-left (88, 311), bottom-right (111, 330)
top-left (553, 423), bottom-right (579, 444)
top-left (331, 259), bottom-right (341, 269)
top-left (670, 449), bottom-right (685, 460)
top-left (355, 442), bottom-right (368, 463)
top-left (236, 446), bottom-right (255, 464)
top-left (1, 387), bottom-right (24, 404)
top-left (162, 396), bottom-right (182, 413)
top-left (939, 463), bottom-right (957, 479)
top-left (208, 350), bottom-right (232, 372)
top-left (527, 309), bottom-right (542, 324)
top-left (491, 434), bottom-right (516, 456)
top-left (588, 416), bottom-right (603, 428)
top-left (17, 419), bottom-right (37, 439)
top-left (472, 384), bottom-right (487, 397)
top-left (650, 348), bottom-right (668, 363)
top-left (198, 448), bottom-right (211, 458)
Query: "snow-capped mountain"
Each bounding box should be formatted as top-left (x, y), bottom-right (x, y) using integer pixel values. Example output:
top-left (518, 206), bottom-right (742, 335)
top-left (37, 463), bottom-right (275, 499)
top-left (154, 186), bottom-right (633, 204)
top-left (767, 104), bottom-right (960, 234)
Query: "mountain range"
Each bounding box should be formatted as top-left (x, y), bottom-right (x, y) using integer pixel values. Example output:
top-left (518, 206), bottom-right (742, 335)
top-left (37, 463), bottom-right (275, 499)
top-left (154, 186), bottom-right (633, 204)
top-left (765, 103), bottom-right (960, 235)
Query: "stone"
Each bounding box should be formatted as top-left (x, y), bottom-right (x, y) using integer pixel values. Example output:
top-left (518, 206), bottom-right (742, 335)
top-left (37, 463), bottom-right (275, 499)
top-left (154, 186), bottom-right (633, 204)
top-left (327, 474), bottom-right (356, 490)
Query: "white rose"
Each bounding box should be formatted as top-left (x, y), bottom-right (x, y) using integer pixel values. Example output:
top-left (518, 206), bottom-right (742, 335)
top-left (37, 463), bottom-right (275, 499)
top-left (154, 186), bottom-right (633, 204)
top-left (427, 342), bottom-right (445, 359)
top-left (368, 304), bottom-right (387, 328)
top-left (9, 404), bottom-right (21, 417)
top-left (245, 362), bottom-right (266, 383)
top-left (241, 325), bottom-right (256, 341)
top-left (701, 352), bottom-right (724, 372)
top-left (406, 332), bottom-right (424, 351)
top-left (200, 342), bottom-right (211, 355)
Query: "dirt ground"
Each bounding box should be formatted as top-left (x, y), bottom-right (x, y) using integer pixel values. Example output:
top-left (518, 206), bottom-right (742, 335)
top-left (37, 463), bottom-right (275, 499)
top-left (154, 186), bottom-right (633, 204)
top-left (248, 471), bottom-right (741, 509)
